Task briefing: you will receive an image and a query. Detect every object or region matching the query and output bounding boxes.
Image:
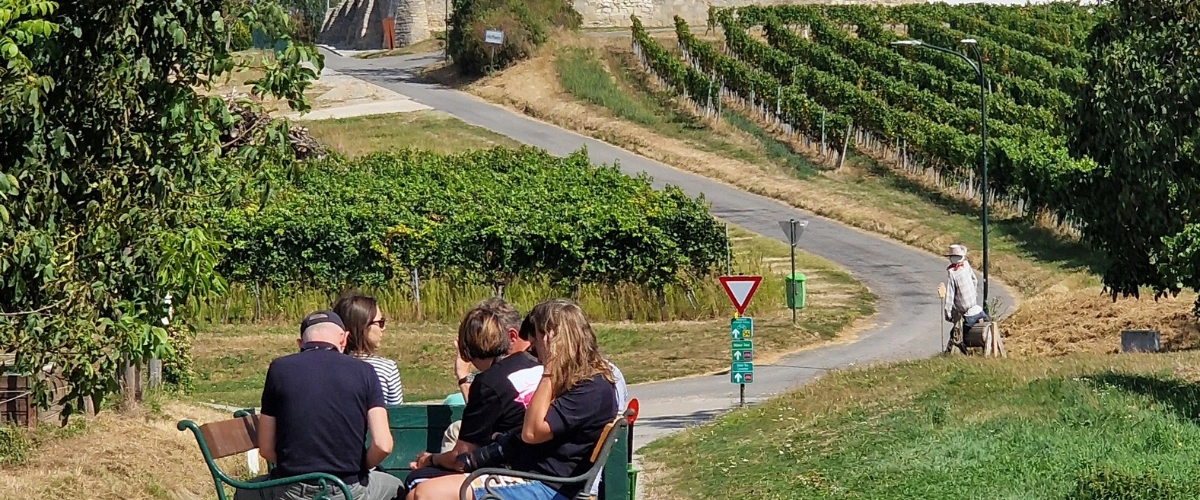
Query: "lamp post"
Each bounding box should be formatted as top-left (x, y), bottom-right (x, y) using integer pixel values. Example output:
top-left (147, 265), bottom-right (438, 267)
top-left (890, 38), bottom-right (989, 307)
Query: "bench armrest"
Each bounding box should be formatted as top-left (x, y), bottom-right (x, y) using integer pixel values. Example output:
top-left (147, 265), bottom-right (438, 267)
top-left (458, 468), bottom-right (595, 500)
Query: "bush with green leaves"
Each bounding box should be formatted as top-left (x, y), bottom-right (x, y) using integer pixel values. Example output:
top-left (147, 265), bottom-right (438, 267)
top-left (448, 0), bottom-right (580, 74)
top-left (1067, 0), bottom-right (1200, 311)
top-left (208, 146), bottom-right (728, 298)
top-left (0, 0), bottom-right (321, 419)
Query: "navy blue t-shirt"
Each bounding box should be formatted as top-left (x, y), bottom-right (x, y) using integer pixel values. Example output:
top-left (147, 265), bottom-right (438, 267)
top-left (261, 341), bottom-right (385, 483)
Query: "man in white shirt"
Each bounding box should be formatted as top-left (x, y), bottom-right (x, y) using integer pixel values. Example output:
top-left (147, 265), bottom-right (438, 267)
top-left (944, 244), bottom-right (989, 353)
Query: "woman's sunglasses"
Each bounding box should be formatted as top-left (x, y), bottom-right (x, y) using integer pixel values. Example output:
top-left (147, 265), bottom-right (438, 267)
top-left (369, 318), bottom-right (387, 329)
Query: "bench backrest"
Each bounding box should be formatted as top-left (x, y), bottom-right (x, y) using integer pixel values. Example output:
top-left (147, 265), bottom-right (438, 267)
top-left (583, 416), bottom-right (629, 500)
top-left (198, 414), bottom-right (260, 460)
top-left (376, 403), bottom-right (465, 480)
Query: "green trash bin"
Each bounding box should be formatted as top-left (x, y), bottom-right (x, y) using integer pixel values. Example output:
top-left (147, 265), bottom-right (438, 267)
top-left (785, 273), bottom-right (806, 309)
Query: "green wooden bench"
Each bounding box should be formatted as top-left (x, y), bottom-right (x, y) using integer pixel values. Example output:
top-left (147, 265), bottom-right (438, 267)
top-left (179, 403), bottom-right (636, 500)
top-left (177, 413), bottom-right (353, 500)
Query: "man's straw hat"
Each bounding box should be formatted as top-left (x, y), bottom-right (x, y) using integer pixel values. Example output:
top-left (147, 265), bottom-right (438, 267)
top-left (946, 244), bottom-right (967, 258)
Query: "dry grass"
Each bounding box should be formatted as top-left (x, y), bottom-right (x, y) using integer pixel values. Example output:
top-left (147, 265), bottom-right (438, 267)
top-left (356, 37), bottom-right (446, 59)
top-left (431, 34), bottom-right (1199, 358)
top-left (1005, 285), bottom-right (1200, 356)
top-left (0, 402), bottom-right (253, 500)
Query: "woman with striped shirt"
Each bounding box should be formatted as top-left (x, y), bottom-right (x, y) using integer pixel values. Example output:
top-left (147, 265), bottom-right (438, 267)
top-left (334, 292), bottom-right (404, 405)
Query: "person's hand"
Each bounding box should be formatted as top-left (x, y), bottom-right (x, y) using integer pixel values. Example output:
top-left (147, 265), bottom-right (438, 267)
top-left (454, 339), bottom-right (471, 380)
top-left (409, 451), bottom-right (433, 470)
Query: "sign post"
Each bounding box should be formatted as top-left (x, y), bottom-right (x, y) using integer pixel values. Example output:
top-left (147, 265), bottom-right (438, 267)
top-left (721, 276), bottom-right (761, 407)
top-left (778, 219), bottom-right (808, 325)
top-left (483, 29), bottom-right (504, 73)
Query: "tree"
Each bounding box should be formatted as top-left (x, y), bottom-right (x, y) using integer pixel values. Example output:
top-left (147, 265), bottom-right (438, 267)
top-left (0, 0), bottom-right (321, 420)
top-left (1068, 0), bottom-right (1200, 310)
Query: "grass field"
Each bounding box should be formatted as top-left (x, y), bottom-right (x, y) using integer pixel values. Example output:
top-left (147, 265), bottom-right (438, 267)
top-left (643, 352), bottom-right (1200, 500)
top-left (191, 225), bottom-right (873, 407)
top-left (300, 110), bottom-right (521, 157)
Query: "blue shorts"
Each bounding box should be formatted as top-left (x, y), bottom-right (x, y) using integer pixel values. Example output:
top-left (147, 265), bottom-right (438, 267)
top-left (468, 475), bottom-right (570, 500)
top-left (963, 311), bottom-right (989, 330)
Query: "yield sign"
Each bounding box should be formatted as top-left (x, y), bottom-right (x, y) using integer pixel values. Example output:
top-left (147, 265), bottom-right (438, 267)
top-left (719, 275), bottom-right (763, 316)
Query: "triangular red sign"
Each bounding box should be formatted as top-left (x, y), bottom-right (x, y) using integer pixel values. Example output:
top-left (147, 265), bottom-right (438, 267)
top-left (719, 275), bottom-right (763, 315)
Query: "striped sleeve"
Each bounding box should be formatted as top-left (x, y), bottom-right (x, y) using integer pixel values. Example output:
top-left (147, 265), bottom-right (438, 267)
top-left (365, 355), bottom-right (404, 405)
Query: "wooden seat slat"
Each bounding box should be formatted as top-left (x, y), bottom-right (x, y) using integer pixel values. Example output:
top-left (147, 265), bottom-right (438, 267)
top-left (199, 414), bottom-right (260, 460)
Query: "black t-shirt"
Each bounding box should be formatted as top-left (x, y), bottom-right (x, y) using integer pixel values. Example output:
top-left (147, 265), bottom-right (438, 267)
top-left (458, 351), bottom-right (542, 446)
top-left (510, 374), bottom-right (618, 499)
top-left (260, 341), bottom-right (385, 484)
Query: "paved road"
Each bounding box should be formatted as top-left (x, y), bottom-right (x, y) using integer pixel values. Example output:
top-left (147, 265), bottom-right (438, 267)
top-left (320, 50), bottom-right (1015, 451)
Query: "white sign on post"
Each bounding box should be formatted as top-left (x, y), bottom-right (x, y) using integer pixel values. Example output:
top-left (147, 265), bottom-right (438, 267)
top-left (484, 30), bottom-right (504, 45)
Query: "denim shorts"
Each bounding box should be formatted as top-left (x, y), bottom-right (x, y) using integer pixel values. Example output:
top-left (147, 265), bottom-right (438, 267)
top-left (468, 475), bottom-right (570, 500)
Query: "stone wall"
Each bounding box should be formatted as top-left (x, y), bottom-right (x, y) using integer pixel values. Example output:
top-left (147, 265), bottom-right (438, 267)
top-left (321, 0), bottom-right (926, 50)
top-left (319, 0), bottom-right (390, 50)
top-left (395, 0), bottom-right (432, 45)
top-left (572, 0), bottom-right (924, 28)
top-left (427, 0), bottom-right (451, 31)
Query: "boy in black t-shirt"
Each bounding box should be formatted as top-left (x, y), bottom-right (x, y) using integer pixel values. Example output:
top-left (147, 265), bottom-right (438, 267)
top-left (404, 299), bottom-right (541, 497)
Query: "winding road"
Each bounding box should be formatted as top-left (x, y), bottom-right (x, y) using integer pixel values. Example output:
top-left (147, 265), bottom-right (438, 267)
top-left (319, 50), bottom-right (1015, 451)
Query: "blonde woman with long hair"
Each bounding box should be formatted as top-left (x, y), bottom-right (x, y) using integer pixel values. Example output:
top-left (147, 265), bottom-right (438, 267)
top-left (406, 299), bottom-right (618, 500)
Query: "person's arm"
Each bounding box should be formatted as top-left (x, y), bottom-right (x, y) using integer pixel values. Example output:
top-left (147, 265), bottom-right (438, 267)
top-left (943, 273), bottom-right (956, 322)
top-left (257, 414), bottom-right (277, 464)
top-left (454, 340), bottom-right (473, 402)
top-left (521, 375), bottom-right (555, 444)
top-left (258, 365), bottom-right (279, 463)
top-left (430, 438), bottom-right (478, 471)
top-left (384, 359), bottom-right (404, 406)
top-left (362, 367), bottom-right (391, 469)
top-left (365, 406), bottom-right (393, 469)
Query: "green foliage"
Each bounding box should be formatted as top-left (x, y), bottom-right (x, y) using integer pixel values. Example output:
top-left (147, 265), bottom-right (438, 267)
top-left (207, 146), bottom-right (728, 296)
top-left (1072, 465), bottom-right (1200, 500)
top-left (555, 46), bottom-right (659, 125)
top-left (229, 18), bottom-right (253, 51)
top-left (1068, 0), bottom-right (1200, 310)
top-left (448, 0), bottom-right (580, 74)
top-left (0, 0), bottom-right (322, 420)
top-left (0, 426), bottom-right (30, 466)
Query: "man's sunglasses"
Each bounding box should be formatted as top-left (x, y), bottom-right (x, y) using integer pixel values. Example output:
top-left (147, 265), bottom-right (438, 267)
top-left (369, 318), bottom-right (387, 329)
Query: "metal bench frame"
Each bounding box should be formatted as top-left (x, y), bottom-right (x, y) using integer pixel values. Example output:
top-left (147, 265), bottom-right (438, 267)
top-left (177, 411), bottom-right (354, 500)
top-left (458, 409), bottom-right (632, 500)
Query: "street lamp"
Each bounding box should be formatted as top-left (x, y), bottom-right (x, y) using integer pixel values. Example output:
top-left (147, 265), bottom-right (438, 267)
top-left (890, 38), bottom-right (990, 307)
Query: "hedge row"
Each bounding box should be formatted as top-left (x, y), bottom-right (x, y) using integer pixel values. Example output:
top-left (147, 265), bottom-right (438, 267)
top-left (206, 146), bottom-right (728, 293)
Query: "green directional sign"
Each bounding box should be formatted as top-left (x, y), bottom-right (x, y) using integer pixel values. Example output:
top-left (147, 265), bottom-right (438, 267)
top-left (730, 317), bottom-right (753, 340)
top-left (731, 364), bottom-right (754, 384)
top-left (731, 340), bottom-right (752, 350)
top-left (732, 349), bottom-right (753, 362)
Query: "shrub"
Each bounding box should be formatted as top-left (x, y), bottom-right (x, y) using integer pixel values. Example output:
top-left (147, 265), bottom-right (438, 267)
top-left (0, 426), bottom-right (30, 466)
top-left (449, 0), bottom-right (580, 74)
top-left (229, 18), bottom-right (253, 51)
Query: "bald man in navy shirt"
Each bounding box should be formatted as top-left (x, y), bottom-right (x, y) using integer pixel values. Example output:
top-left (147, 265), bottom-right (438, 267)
top-left (236, 311), bottom-right (402, 500)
